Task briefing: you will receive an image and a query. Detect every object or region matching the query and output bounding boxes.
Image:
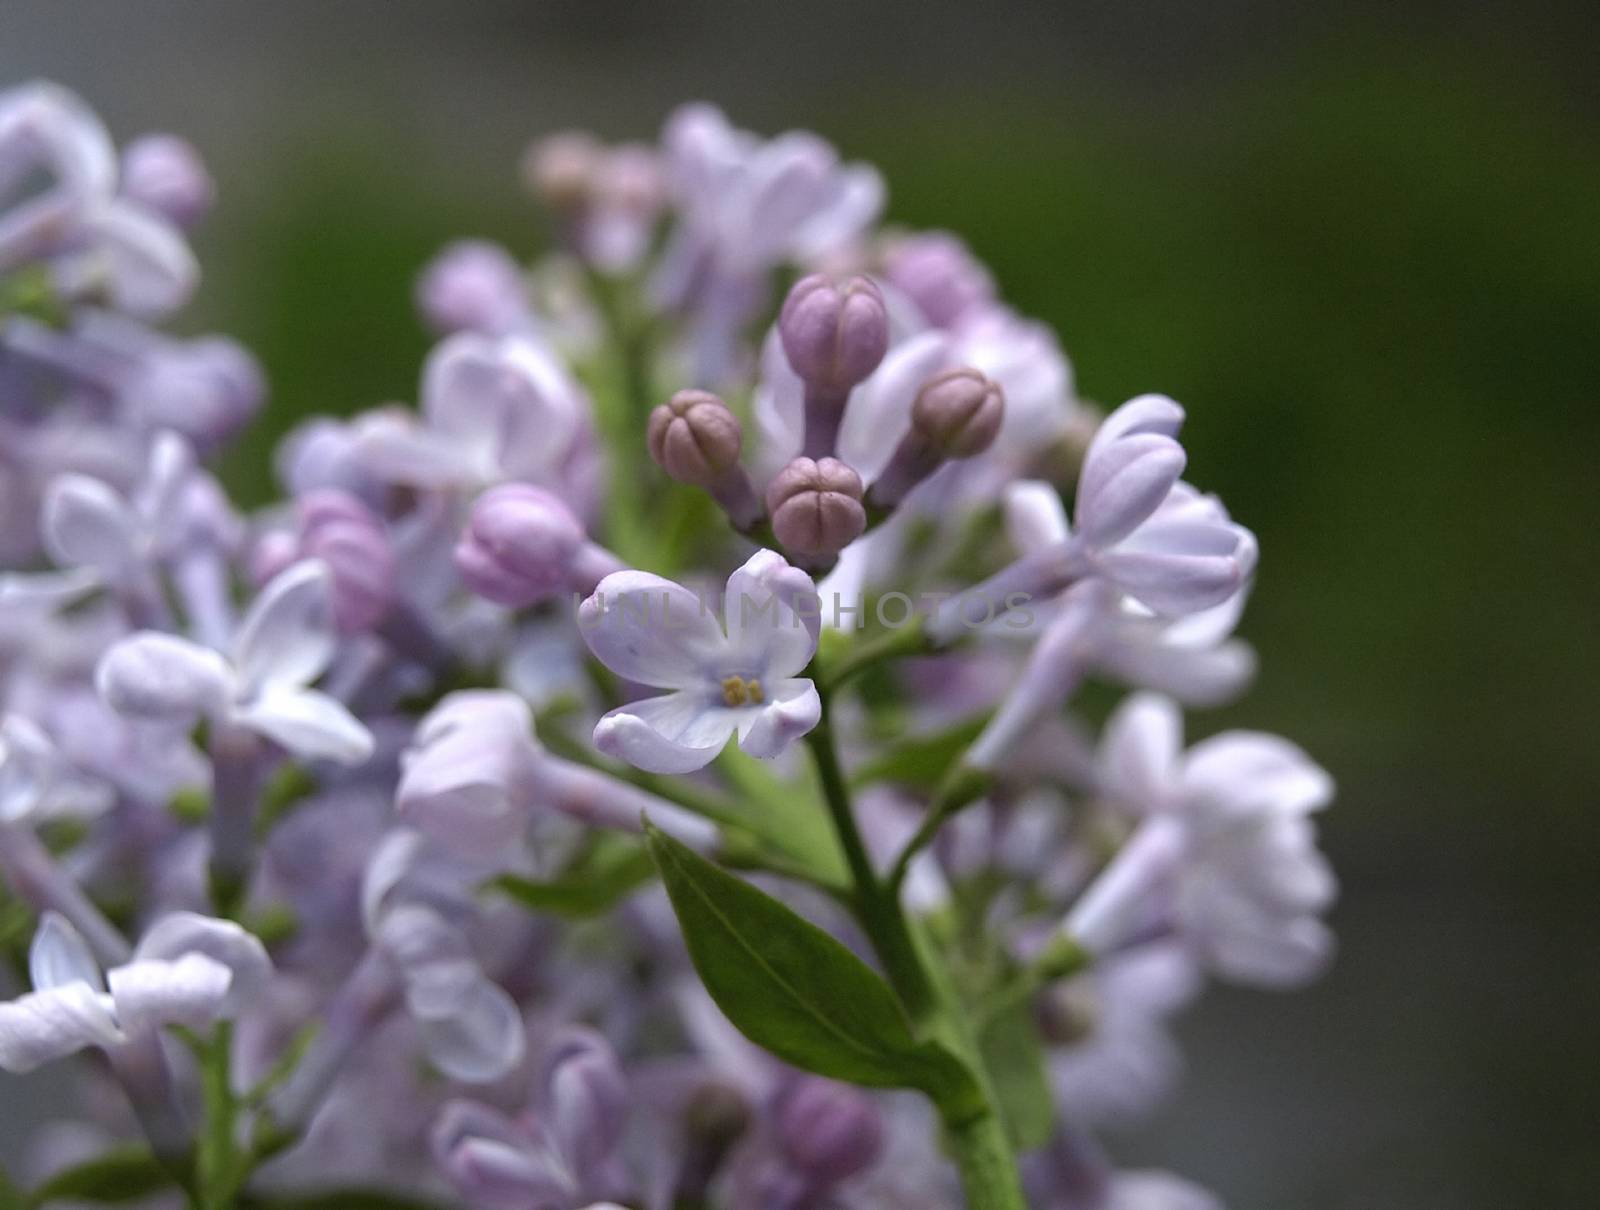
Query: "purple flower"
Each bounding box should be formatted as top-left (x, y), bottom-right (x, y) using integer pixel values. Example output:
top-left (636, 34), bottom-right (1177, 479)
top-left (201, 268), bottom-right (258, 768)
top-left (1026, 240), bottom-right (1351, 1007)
top-left (580, 551), bottom-right (821, 773)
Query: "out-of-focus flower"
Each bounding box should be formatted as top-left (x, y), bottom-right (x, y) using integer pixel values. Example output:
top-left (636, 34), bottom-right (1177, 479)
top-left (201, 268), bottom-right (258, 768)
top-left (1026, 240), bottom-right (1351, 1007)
top-left (581, 551), bottom-right (821, 773)
top-left (417, 239), bottom-right (534, 336)
top-left (119, 134), bottom-right (213, 230)
top-left (0, 911), bottom-right (268, 1073)
top-left (354, 331), bottom-right (591, 495)
top-left (1065, 693), bottom-right (1336, 987)
top-left (97, 560), bottom-right (374, 764)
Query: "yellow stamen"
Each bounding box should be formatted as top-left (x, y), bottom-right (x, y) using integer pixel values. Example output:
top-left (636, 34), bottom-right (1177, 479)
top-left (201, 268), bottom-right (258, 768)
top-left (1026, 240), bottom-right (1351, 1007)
top-left (721, 675), bottom-right (764, 707)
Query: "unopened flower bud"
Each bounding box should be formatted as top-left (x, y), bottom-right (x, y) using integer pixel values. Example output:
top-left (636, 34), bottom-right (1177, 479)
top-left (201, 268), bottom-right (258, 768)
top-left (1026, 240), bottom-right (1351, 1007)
top-left (455, 484), bottom-right (584, 608)
top-left (766, 457), bottom-right (865, 558)
top-left (120, 134), bottom-right (214, 229)
top-left (868, 368), bottom-right (1004, 515)
top-left (297, 490), bottom-right (396, 634)
top-left (522, 131), bottom-right (602, 210)
top-left (647, 390), bottom-right (743, 488)
top-left (779, 274), bottom-right (888, 395)
top-left (912, 367), bottom-right (1004, 457)
top-left (773, 1077), bottom-right (885, 1188)
top-left (416, 240), bottom-right (528, 336)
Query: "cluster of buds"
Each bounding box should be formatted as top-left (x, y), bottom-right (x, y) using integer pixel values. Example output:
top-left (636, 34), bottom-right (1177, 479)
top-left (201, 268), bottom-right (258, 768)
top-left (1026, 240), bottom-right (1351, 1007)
top-left (647, 271), bottom-right (1007, 570)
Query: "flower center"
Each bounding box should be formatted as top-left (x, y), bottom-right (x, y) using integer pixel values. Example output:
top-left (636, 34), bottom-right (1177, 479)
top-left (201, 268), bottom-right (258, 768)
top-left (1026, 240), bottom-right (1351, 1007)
top-left (720, 675), bottom-right (764, 707)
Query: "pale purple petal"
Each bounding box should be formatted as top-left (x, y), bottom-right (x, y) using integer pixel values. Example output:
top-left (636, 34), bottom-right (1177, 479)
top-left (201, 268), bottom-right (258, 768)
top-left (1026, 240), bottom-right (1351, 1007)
top-left (232, 687), bottom-right (374, 765)
top-left (722, 549), bottom-right (819, 678)
top-left (735, 678), bottom-right (821, 760)
top-left (579, 571), bottom-right (728, 688)
top-left (232, 560), bottom-right (337, 695)
top-left (30, 913), bottom-right (103, 994)
top-left (97, 632), bottom-right (232, 723)
top-left (41, 474), bottom-right (138, 575)
top-left (0, 983), bottom-right (122, 1073)
top-left (593, 691), bottom-right (737, 774)
top-left (1004, 480), bottom-right (1071, 553)
top-left (1099, 693), bottom-right (1183, 813)
top-left (106, 953), bottom-right (232, 1034)
top-left (133, 913), bottom-right (272, 1017)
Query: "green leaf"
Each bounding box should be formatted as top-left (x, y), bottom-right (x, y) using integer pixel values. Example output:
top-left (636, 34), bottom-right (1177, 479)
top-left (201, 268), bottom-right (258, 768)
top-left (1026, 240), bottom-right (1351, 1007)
top-left (26, 1147), bottom-right (172, 1205)
top-left (645, 821), bottom-right (980, 1104)
top-left (977, 999), bottom-right (1056, 1151)
top-left (490, 835), bottom-right (657, 918)
top-left (850, 714), bottom-right (990, 791)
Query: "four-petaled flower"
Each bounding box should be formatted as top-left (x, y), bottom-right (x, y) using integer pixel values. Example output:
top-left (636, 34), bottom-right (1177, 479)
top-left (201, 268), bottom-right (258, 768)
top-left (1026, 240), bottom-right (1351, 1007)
top-left (96, 559), bottom-right (374, 764)
top-left (580, 550), bottom-right (822, 773)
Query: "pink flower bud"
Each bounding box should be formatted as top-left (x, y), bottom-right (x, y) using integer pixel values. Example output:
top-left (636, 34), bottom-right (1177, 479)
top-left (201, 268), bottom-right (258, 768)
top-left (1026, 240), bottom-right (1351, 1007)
top-left (455, 484), bottom-right (585, 608)
top-left (297, 490), bottom-right (396, 634)
top-left (778, 274), bottom-right (888, 393)
top-left (766, 456), bottom-right (865, 557)
top-left (911, 367), bottom-right (1005, 457)
top-left (120, 134), bottom-right (214, 229)
top-left (646, 390), bottom-right (743, 488)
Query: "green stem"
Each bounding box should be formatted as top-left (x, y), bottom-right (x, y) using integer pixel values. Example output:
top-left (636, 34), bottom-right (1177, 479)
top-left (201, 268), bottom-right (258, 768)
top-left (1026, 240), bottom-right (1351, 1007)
top-left (819, 618), bottom-right (933, 693)
top-left (197, 1023), bottom-right (240, 1210)
top-left (886, 761), bottom-right (994, 896)
top-left (805, 683), bottom-right (1025, 1210)
top-left (586, 268), bottom-right (655, 569)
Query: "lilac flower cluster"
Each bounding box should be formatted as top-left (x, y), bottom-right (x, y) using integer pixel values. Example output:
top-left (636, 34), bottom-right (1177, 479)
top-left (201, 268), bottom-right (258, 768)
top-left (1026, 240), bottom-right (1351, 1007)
top-left (0, 86), bottom-right (1334, 1210)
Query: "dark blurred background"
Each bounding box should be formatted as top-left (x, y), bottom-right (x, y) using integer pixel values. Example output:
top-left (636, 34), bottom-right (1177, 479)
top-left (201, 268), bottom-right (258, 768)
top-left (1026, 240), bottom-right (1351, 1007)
top-left (3, 2), bottom-right (1596, 1206)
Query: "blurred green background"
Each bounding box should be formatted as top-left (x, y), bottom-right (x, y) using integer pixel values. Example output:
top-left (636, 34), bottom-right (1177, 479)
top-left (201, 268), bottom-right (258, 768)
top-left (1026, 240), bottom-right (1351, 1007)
top-left (4, 2), bottom-right (1596, 1206)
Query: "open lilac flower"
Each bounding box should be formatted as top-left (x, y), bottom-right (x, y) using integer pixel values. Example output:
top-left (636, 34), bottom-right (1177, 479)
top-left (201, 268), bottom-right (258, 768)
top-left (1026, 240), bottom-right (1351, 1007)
top-left (354, 330), bottom-right (589, 493)
top-left (0, 911), bottom-right (268, 1073)
top-left (580, 550), bottom-right (821, 774)
top-left (0, 82), bottom-right (197, 317)
top-left (96, 559), bottom-right (373, 764)
top-left (1066, 693), bottom-right (1337, 987)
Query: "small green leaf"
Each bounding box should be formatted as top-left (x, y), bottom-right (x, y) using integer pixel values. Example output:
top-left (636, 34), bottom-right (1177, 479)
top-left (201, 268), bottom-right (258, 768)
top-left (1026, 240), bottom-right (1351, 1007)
top-left (27, 1146), bottom-right (172, 1205)
top-left (978, 998), bottom-right (1056, 1151)
top-left (491, 835), bottom-right (657, 918)
top-left (645, 820), bottom-right (979, 1103)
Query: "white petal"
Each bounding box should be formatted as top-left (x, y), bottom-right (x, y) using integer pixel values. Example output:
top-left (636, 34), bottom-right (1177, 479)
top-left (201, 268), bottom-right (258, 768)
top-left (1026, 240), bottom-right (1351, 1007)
top-left (352, 411), bottom-right (481, 488)
top-left (1180, 732), bottom-right (1333, 822)
top-left (0, 568), bottom-right (101, 616)
top-left (1099, 693), bottom-right (1184, 812)
top-left (78, 201), bottom-right (198, 318)
top-left (106, 953), bottom-right (232, 1034)
top-left (232, 560), bottom-right (337, 695)
top-left (414, 973), bottom-right (527, 1084)
top-left (1075, 434), bottom-right (1187, 549)
top-left (0, 714), bottom-right (59, 824)
top-left (232, 687), bottom-right (373, 765)
top-left (133, 913), bottom-right (272, 1018)
top-left (721, 549), bottom-right (819, 679)
top-left (0, 82), bottom-right (116, 197)
top-left (593, 692), bottom-right (736, 775)
top-left (1085, 394), bottom-right (1185, 460)
top-left (0, 983), bottom-right (122, 1073)
top-left (30, 913), bottom-right (104, 994)
top-left (97, 632), bottom-right (232, 723)
top-left (41, 474), bottom-right (139, 575)
top-left (578, 571), bottom-right (728, 689)
top-left (735, 678), bottom-right (821, 760)
top-left (1003, 480), bottom-right (1071, 553)
top-left (134, 431), bottom-right (196, 536)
